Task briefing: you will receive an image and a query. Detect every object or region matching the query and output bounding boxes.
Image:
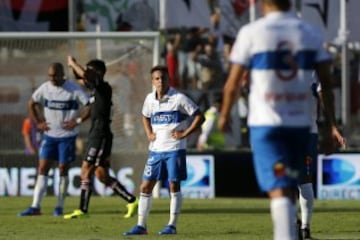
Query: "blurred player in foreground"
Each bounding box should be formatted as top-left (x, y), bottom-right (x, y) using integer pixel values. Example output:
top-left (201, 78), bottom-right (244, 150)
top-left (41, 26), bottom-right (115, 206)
top-left (64, 56), bottom-right (138, 219)
top-left (123, 66), bottom-right (204, 235)
top-left (218, 0), bottom-right (339, 239)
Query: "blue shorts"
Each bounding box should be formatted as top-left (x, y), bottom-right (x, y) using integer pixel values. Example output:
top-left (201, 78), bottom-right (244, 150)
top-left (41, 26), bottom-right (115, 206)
top-left (143, 150), bottom-right (187, 182)
top-left (300, 133), bottom-right (318, 182)
top-left (39, 135), bottom-right (77, 164)
top-left (250, 126), bottom-right (310, 192)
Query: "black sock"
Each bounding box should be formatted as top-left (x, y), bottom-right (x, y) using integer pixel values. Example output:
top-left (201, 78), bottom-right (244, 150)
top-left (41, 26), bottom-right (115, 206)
top-left (110, 178), bottom-right (136, 203)
top-left (79, 180), bottom-right (92, 213)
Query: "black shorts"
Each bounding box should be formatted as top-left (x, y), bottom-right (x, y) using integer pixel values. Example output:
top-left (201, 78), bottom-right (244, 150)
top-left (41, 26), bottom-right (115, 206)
top-left (84, 134), bottom-right (113, 166)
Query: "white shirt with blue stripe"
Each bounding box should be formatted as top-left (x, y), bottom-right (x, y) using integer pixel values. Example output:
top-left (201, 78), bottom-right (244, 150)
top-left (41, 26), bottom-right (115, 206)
top-left (32, 80), bottom-right (89, 138)
top-left (142, 87), bottom-right (199, 152)
top-left (230, 12), bottom-right (331, 127)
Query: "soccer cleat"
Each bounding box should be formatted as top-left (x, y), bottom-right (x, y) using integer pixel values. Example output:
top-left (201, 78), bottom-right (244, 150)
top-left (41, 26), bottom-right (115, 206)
top-left (123, 225), bottom-right (148, 235)
top-left (53, 207), bottom-right (63, 217)
top-left (18, 207), bottom-right (41, 216)
top-left (158, 225), bottom-right (177, 235)
top-left (63, 209), bottom-right (88, 219)
top-left (124, 198), bottom-right (138, 218)
top-left (300, 228), bottom-right (311, 240)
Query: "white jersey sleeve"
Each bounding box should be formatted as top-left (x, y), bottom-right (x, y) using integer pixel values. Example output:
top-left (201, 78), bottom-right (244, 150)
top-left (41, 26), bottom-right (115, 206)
top-left (230, 25), bottom-right (253, 67)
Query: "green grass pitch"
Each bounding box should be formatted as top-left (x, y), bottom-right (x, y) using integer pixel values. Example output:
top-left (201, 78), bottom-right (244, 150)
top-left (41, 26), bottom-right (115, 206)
top-left (1, 196), bottom-right (359, 239)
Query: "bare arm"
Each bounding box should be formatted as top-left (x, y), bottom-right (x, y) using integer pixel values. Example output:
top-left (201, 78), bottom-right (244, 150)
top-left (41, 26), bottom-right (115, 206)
top-left (173, 111), bottom-right (205, 140)
top-left (28, 99), bottom-right (49, 132)
top-left (142, 115), bottom-right (156, 141)
top-left (218, 64), bottom-right (246, 132)
top-left (68, 55), bottom-right (86, 80)
top-left (316, 62), bottom-right (335, 127)
top-left (316, 61), bottom-right (346, 153)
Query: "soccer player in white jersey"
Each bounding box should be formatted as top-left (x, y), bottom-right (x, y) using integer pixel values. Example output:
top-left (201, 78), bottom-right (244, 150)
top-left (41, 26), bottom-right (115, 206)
top-left (218, 0), bottom-right (340, 239)
top-left (19, 62), bottom-right (90, 217)
top-left (123, 65), bottom-right (204, 235)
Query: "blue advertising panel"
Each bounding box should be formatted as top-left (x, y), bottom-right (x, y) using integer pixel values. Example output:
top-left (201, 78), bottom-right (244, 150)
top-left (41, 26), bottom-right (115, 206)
top-left (317, 154), bottom-right (360, 200)
top-left (160, 155), bottom-right (215, 199)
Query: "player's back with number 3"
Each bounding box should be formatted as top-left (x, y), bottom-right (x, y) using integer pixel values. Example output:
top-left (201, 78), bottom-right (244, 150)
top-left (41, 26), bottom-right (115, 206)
top-left (230, 12), bottom-right (329, 128)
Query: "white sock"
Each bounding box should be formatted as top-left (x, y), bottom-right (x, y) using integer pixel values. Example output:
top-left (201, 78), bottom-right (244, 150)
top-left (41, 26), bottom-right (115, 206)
top-left (271, 197), bottom-right (297, 240)
top-left (56, 176), bottom-right (68, 208)
top-left (168, 192), bottom-right (182, 227)
top-left (31, 175), bottom-right (48, 208)
top-left (298, 183), bottom-right (314, 229)
top-left (137, 193), bottom-right (152, 228)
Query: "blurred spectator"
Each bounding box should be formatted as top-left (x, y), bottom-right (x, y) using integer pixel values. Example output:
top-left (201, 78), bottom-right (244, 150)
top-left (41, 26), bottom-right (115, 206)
top-left (176, 27), bottom-right (204, 89)
top-left (197, 96), bottom-right (225, 150)
top-left (22, 116), bottom-right (42, 155)
top-left (165, 40), bottom-right (180, 88)
top-left (75, 0), bottom-right (86, 31)
top-left (116, 0), bottom-right (156, 31)
top-left (196, 42), bottom-right (224, 90)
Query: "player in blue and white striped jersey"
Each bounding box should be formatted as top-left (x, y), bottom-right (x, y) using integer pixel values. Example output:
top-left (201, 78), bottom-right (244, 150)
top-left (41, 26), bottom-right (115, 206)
top-left (124, 65), bottom-right (204, 236)
top-left (218, 0), bottom-right (339, 239)
top-left (19, 62), bottom-right (90, 217)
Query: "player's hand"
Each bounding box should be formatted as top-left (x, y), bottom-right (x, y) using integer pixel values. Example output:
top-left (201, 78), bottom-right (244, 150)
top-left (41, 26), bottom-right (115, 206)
top-left (37, 121), bottom-right (50, 132)
top-left (147, 132), bottom-right (156, 142)
top-left (67, 56), bottom-right (76, 67)
top-left (321, 125), bottom-right (344, 155)
top-left (218, 115), bottom-right (232, 133)
top-left (29, 148), bottom-right (37, 155)
top-left (171, 130), bottom-right (184, 140)
top-left (62, 119), bottom-right (77, 130)
top-left (331, 126), bottom-right (346, 149)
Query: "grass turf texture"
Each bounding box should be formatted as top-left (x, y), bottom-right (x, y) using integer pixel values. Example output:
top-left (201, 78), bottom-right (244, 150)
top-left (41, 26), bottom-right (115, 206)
top-left (1, 196), bottom-right (359, 239)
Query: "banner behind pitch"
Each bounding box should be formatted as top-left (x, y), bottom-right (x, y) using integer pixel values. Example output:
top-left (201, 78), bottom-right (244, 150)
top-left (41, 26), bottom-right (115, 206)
top-left (317, 153), bottom-right (360, 200)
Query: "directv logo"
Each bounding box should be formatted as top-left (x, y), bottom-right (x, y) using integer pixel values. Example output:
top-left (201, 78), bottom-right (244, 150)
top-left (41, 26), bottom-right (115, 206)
top-left (318, 154), bottom-right (360, 200)
top-left (322, 158), bottom-right (358, 185)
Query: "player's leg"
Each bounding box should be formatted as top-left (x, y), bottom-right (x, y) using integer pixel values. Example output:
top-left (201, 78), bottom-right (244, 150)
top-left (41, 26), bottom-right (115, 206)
top-left (19, 136), bottom-right (55, 216)
top-left (18, 159), bottom-right (51, 216)
top-left (298, 133), bottom-right (318, 239)
top-left (123, 180), bottom-right (156, 235)
top-left (79, 161), bottom-right (95, 214)
top-left (94, 134), bottom-right (137, 214)
top-left (95, 164), bottom-right (138, 218)
top-left (54, 136), bottom-right (77, 216)
top-left (158, 150), bottom-right (186, 235)
top-left (64, 160), bottom-right (95, 219)
top-left (250, 127), bottom-right (309, 240)
top-left (64, 137), bottom-right (100, 219)
top-left (123, 151), bottom-right (162, 235)
top-left (54, 163), bottom-right (69, 216)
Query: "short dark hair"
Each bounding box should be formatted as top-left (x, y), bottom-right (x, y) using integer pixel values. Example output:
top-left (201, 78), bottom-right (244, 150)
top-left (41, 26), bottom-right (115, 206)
top-left (86, 59), bottom-right (106, 75)
top-left (150, 65), bottom-right (168, 75)
top-left (262, 0), bottom-right (291, 11)
top-left (50, 62), bottom-right (64, 75)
